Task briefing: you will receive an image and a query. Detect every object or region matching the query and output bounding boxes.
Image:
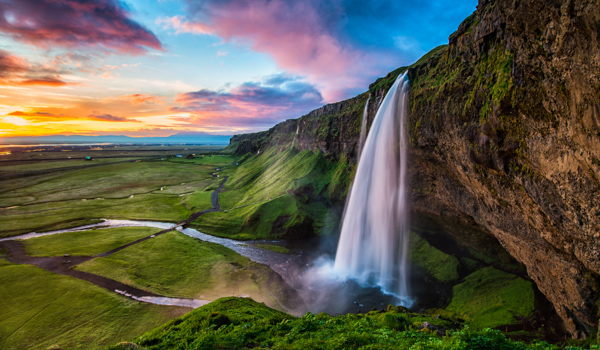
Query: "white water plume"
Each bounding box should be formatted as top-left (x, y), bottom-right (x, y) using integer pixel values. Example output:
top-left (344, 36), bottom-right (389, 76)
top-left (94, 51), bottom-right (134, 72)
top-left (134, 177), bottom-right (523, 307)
top-left (333, 72), bottom-right (411, 305)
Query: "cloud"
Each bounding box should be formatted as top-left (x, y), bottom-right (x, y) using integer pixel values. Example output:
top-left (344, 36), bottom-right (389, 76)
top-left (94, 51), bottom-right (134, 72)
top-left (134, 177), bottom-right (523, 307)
top-left (17, 77), bottom-right (71, 87)
top-left (171, 73), bottom-right (322, 129)
top-left (88, 112), bottom-right (138, 122)
top-left (0, 0), bottom-right (163, 55)
top-left (0, 50), bottom-right (77, 86)
top-left (178, 0), bottom-right (477, 101)
top-left (156, 15), bottom-right (213, 35)
top-left (119, 94), bottom-right (166, 106)
top-left (8, 111), bottom-right (55, 117)
top-left (5, 110), bottom-right (70, 122)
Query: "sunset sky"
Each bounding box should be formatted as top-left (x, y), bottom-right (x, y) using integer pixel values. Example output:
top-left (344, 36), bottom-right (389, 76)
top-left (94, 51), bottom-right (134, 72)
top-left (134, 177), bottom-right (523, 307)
top-left (0, 0), bottom-right (477, 137)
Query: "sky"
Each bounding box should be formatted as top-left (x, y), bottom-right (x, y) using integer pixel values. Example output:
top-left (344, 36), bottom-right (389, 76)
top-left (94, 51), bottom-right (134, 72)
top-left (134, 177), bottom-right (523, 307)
top-left (0, 0), bottom-right (477, 137)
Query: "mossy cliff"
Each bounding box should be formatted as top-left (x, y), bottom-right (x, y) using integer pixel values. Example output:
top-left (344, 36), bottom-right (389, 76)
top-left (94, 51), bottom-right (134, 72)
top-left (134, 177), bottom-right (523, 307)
top-left (224, 0), bottom-right (600, 338)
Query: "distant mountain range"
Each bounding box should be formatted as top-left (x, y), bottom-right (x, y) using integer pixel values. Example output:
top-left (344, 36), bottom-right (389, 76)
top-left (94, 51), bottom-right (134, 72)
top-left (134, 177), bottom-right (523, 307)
top-left (0, 132), bottom-right (232, 145)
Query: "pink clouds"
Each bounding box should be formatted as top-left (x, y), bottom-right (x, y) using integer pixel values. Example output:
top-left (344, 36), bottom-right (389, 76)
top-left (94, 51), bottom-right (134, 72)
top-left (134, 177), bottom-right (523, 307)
top-left (182, 0), bottom-right (390, 102)
top-left (0, 0), bottom-right (163, 55)
top-left (171, 74), bottom-right (322, 129)
top-left (0, 49), bottom-right (75, 86)
top-left (88, 112), bottom-right (139, 122)
top-left (157, 16), bottom-right (213, 35)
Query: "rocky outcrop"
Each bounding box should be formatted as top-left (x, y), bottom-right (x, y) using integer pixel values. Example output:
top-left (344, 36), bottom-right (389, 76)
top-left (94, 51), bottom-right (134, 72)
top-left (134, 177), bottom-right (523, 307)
top-left (227, 94), bottom-right (369, 161)
top-left (407, 0), bottom-right (600, 338)
top-left (225, 0), bottom-right (600, 338)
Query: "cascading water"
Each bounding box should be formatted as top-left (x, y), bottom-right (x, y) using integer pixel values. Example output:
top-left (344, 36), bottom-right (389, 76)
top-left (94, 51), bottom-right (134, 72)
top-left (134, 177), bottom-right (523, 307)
top-left (357, 97), bottom-right (370, 161)
top-left (333, 72), bottom-right (411, 305)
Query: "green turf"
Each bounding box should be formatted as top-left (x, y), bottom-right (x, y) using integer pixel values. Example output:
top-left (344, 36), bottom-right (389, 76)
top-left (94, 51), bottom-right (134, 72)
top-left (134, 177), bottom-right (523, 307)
top-left (75, 231), bottom-right (288, 309)
top-left (445, 267), bottom-right (535, 329)
top-left (409, 232), bottom-right (460, 283)
top-left (109, 297), bottom-right (571, 350)
top-left (22, 227), bottom-right (161, 257)
top-left (0, 264), bottom-right (186, 350)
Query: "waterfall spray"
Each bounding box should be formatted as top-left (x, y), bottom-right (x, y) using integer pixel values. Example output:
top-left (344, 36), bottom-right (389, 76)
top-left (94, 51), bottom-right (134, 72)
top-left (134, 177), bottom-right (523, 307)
top-left (333, 72), bottom-right (411, 304)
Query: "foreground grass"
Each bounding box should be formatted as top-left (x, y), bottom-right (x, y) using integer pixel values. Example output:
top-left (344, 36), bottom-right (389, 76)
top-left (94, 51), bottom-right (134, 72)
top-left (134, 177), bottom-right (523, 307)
top-left (76, 231), bottom-right (290, 309)
top-left (109, 297), bottom-right (581, 350)
top-left (0, 262), bottom-right (186, 350)
top-left (23, 227), bottom-right (161, 257)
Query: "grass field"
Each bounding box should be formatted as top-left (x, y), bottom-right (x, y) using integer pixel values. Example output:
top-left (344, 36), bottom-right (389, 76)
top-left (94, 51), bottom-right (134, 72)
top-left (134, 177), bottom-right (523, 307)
top-left (0, 155), bottom-right (230, 238)
top-left (0, 259), bottom-right (187, 350)
top-left (22, 227), bottom-right (161, 257)
top-left (0, 158), bottom-right (142, 175)
top-left (76, 231), bottom-right (290, 309)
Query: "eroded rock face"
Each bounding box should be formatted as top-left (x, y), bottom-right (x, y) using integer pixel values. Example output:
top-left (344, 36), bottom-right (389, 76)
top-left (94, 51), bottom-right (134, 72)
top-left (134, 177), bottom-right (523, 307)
top-left (408, 0), bottom-right (600, 337)
top-left (226, 0), bottom-right (600, 337)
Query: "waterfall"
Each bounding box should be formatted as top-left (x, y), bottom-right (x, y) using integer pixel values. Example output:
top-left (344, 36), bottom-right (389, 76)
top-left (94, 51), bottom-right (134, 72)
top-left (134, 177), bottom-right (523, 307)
top-left (333, 72), bottom-right (411, 303)
top-left (357, 97), bottom-right (370, 161)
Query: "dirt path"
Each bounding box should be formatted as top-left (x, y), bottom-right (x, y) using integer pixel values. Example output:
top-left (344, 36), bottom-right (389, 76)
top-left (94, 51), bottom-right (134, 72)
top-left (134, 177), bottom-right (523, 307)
top-left (1, 175), bottom-right (230, 306)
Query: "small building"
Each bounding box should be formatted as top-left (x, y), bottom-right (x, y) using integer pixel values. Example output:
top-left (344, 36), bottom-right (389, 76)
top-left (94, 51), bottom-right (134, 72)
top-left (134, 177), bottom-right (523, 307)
top-left (175, 154), bottom-right (183, 158)
top-left (85, 156), bottom-right (92, 161)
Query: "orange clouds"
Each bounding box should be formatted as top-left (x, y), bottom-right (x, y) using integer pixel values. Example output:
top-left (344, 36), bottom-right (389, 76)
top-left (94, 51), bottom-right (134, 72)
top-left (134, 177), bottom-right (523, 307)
top-left (120, 94), bottom-right (166, 106)
top-left (0, 50), bottom-right (77, 87)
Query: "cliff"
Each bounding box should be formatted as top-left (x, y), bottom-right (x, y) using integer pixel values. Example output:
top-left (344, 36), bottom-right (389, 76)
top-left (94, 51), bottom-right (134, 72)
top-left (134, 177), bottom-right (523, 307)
top-left (224, 0), bottom-right (600, 338)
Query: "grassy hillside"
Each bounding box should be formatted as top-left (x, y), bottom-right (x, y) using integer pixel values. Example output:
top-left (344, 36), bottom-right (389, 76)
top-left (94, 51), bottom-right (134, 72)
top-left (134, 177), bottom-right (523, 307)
top-left (192, 147), bottom-right (353, 240)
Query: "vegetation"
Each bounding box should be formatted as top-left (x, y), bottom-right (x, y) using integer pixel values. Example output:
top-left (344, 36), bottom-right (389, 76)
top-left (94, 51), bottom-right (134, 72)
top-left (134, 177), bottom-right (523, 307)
top-left (76, 231), bottom-right (288, 309)
top-left (192, 147), bottom-right (351, 240)
top-left (445, 267), bottom-right (535, 329)
top-left (0, 259), bottom-right (186, 350)
top-left (0, 157), bottom-right (225, 238)
top-left (409, 232), bottom-right (460, 283)
top-left (109, 297), bottom-right (583, 350)
top-left (23, 227), bottom-right (161, 257)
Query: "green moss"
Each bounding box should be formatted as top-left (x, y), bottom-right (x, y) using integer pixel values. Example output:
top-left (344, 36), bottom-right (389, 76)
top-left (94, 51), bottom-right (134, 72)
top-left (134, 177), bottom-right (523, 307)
top-left (446, 267), bottom-right (534, 329)
top-left (409, 232), bottom-right (460, 283)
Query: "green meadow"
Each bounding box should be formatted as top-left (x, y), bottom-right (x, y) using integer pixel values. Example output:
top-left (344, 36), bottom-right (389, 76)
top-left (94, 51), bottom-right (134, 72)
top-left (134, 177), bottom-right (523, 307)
top-left (0, 256), bottom-right (187, 350)
top-left (0, 154), bottom-right (234, 238)
top-left (76, 230), bottom-right (292, 309)
top-left (22, 227), bottom-right (161, 257)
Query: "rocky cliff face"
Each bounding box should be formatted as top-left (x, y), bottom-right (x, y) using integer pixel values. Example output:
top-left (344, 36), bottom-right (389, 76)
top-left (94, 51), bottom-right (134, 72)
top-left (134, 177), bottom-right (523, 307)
top-left (226, 0), bottom-right (600, 338)
top-left (407, 0), bottom-right (600, 337)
